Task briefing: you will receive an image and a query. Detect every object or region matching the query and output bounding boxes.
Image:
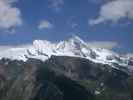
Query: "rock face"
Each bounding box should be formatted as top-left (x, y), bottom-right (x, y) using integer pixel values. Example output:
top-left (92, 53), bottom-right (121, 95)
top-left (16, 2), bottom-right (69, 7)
top-left (0, 56), bottom-right (133, 100)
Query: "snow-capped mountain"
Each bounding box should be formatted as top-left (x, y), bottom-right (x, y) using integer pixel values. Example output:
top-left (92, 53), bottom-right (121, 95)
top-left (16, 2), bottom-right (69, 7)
top-left (0, 36), bottom-right (133, 70)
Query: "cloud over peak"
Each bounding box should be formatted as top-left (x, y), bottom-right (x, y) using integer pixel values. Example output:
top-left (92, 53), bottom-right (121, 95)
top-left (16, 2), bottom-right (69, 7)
top-left (87, 41), bottom-right (119, 49)
top-left (89, 0), bottom-right (133, 25)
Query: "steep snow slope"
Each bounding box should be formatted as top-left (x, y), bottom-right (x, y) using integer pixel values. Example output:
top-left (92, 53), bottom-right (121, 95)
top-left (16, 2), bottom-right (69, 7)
top-left (0, 36), bottom-right (133, 69)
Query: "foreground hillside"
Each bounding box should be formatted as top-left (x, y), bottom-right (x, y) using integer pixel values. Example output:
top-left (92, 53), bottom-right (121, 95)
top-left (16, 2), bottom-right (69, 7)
top-left (0, 56), bottom-right (133, 100)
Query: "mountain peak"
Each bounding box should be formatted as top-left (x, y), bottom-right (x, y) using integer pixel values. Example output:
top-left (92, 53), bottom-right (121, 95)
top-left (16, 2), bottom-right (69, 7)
top-left (70, 35), bottom-right (82, 41)
top-left (68, 35), bottom-right (86, 44)
top-left (0, 36), bottom-right (133, 71)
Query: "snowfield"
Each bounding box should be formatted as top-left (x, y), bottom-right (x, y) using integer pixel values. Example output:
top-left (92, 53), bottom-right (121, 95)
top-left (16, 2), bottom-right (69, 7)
top-left (0, 36), bottom-right (133, 70)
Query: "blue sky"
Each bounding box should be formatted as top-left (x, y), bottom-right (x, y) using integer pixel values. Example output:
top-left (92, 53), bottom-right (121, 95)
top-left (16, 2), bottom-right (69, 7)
top-left (0, 0), bottom-right (133, 53)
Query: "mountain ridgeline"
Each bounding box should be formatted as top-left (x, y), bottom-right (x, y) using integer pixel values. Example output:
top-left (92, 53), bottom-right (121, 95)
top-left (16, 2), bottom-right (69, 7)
top-left (0, 35), bottom-right (133, 71)
top-left (0, 55), bottom-right (133, 100)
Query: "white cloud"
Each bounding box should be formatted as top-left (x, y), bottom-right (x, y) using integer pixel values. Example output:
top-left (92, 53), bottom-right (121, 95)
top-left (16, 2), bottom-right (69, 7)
top-left (48, 0), bottom-right (64, 12)
top-left (0, 0), bottom-right (22, 30)
top-left (88, 0), bottom-right (109, 4)
top-left (0, 46), bottom-right (12, 51)
top-left (125, 53), bottom-right (133, 58)
top-left (87, 41), bottom-right (118, 49)
top-left (89, 0), bottom-right (133, 25)
top-left (71, 23), bottom-right (78, 29)
top-left (7, 0), bottom-right (18, 3)
top-left (38, 20), bottom-right (53, 30)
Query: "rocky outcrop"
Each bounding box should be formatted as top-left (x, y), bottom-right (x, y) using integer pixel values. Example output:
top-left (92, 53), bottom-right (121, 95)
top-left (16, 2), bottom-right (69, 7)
top-left (0, 56), bottom-right (133, 100)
